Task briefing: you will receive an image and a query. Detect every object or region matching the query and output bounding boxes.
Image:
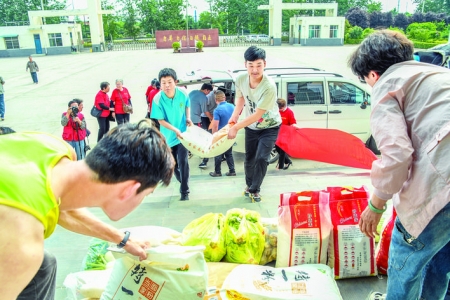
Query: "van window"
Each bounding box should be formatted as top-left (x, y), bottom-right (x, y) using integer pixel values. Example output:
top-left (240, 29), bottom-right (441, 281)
top-left (328, 82), bottom-right (366, 104)
top-left (287, 81), bottom-right (324, 105)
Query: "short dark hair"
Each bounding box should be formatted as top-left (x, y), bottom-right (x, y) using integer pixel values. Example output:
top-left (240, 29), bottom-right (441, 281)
top-left (201, 83), bottom-right (213, 91)
top-left (151, 78), bottom-right (158, 85)
top-left (244, 46), bottom-right (266, 61)
top-left (100, 82), bottom-right (110, 90)
top-left (73, 98), bottom-right (83, 105)
top-left (348, 30), bottom-right (414, 79)
top-left (158, 68), bottom-right (177, 82)
top-left (68, 100), bottom-right (77, 107)
top-left (155, 81), bottom-right (161, 89)
top-left (85, 119), bottom-right (174, 193)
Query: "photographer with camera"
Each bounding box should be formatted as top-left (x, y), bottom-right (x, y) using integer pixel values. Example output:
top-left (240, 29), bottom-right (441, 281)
top-left (61, 100), bottom-right (86, 160)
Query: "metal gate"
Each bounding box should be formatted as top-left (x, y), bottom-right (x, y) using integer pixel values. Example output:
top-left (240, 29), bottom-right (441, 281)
top-left (107, 39), bottom-right (156, 51)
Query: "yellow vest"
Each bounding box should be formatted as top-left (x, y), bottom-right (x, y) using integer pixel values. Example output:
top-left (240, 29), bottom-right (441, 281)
top-left (0, 132), bottom-right (73, 238)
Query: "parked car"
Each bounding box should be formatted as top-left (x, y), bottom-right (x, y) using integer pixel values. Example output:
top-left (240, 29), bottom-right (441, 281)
top-left (178, 67), bottom-right (378, 163)
top-left (245, 34), bottom-right (269, 43)
top-left (414, 43), bottom-right (450, 68)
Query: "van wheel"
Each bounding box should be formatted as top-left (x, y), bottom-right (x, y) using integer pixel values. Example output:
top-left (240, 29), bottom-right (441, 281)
top-left (365, 135), bottom-right (381, 155)
top-left (269, 146), bottom-right (279, 164)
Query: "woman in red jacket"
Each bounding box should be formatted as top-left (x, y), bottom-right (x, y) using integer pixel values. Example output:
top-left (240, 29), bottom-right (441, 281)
top-left (110, 79), bottom-right (132, 125)
top-left (94, 82), bottom-right (115, 141)
top-left (276, 98), bottom-right (299, 170)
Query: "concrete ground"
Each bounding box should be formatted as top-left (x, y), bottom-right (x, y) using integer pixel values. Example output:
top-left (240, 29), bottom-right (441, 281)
top-left (0, 45), bottom-right (386, 299)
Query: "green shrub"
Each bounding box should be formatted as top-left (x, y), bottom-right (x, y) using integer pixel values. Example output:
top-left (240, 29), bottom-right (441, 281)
top-left (412, 41), bottom-right (444, 49)
top-left (348, 26), bottom-right (363, 39)
top-left (345, 38), bottom-right (363, 44)
top-left (362, 28), bottom-right (375, 38)
top-left (172, 41), bottom-right (181, 51)
top-left (281, 36), bottom-right (289, 42)
top-left (196, 40), bottom-right (204, 50)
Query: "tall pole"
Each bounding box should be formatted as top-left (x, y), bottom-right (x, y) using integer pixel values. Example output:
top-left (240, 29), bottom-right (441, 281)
top-left (186, 0), bottom-right (189, 49)
top-left (397, 0), bottom-right (400, 12)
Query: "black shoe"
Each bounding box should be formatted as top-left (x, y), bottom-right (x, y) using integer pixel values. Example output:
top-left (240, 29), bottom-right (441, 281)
top-left (199, 162), bottom-right (207, 169)
top-left (283, 162), bottom-right (293, 170)
top-left (180, 193), bottom-right (189, 201)
top-left (226, 172), bottom-right (236, 176)
top-left (209, 172), bottom-right (222, 177)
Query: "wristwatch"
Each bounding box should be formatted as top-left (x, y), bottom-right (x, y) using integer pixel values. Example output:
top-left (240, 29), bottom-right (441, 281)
top-left (117, 231), bottom-right (130, 249)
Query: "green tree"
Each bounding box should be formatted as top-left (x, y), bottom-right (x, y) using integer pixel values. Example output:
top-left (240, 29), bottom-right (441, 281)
top-left (121, 0), bottom-right (141, 39)
top-left (367, 0), bottom-right (382, 13)
top-left (406, 22), bottom-right (437, 42)
top-left (413, 0), bottom-right (450, 14)
top-left (0, 0), bottom-right (65, 26)
top-left (102, 0), bottom-right (121, 41)
top-left (138, 0), bottom-right (161, 34)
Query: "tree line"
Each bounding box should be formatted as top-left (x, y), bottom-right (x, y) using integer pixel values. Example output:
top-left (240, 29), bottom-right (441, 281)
top-left (1, 0), bottom-right (450, 41)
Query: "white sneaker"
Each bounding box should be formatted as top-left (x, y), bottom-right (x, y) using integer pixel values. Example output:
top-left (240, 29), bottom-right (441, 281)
top-left (367, 292), bottom-right (386, 300)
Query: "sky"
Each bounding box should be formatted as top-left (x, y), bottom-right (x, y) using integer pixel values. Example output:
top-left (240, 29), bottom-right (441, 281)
top-left (70, 0), bottom-right (417, 16)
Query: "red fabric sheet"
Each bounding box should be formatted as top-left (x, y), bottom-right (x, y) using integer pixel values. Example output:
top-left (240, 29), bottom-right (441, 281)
top-left (275, 125), bottom-right (377, 170)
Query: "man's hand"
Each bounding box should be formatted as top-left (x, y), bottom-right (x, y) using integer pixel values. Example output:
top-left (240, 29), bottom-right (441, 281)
top-left (228, 114), bottom-right (239, 124)
top-left (124, 238), bottom-right (150, 261)
top-left (186, 118), bottom-right (193, 127)
top-left (359, 200), bottom-right (384, 239)
top-left (227, 125), bottom-right (238, 139)
top-left (174, 128), bottom-right (182, 139)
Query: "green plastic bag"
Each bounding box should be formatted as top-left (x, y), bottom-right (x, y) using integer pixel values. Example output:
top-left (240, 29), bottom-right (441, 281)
top-left (81, 238), bottom-right (109, 271)
top-left (182, 213), bottom-right (226, 262)
top-left (223, 208), bottom-right (265, 265)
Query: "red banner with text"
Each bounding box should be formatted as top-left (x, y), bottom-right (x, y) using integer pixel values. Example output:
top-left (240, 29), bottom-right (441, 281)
top-left (155, 29), bottom-right (219, 49)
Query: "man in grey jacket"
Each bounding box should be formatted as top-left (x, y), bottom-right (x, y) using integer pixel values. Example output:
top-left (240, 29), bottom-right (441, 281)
top-left (349, 30), bottom-right (450, 300)
top-left (26, 56), bottom-right (39, 84)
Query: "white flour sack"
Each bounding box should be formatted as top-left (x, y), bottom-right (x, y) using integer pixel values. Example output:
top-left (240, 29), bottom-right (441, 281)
top-left (101, 245), bottom-right (207, 300)
top-left (221, 264), bottom-right (343, 300)
top-left (180, 124), bottom-right (235, 158)
top-left (276, 190), bottom-right (332, 268)
top-left (327, 186), bottom-right (376, 279)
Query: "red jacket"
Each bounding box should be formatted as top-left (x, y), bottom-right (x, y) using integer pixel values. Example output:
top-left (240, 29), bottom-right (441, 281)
top-left (111, 87), bottom-right (131, 114)
top-left (62, 112), bottom-right (86, 141)
top-left (94, 90), bottom-right (111, 118)
top-left (280, 107), bottom-right (296, 126)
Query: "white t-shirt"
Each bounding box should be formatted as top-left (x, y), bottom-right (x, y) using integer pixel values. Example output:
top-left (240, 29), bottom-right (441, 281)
top-left (235, 72), bottom-right (281, 130)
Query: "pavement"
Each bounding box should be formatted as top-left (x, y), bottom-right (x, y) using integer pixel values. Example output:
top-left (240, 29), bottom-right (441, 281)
top-left (0, 45), bottom-right (386, 299)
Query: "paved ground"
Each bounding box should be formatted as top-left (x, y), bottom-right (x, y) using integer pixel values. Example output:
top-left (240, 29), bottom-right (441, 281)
top-left (0, 45), bottom-right (386, 299)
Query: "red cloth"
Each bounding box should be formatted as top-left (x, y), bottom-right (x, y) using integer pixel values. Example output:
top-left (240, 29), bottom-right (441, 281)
top-left (145, 85), bottom-right (154, 100)
top-left (94, 91), bottom-right (110, 118)
top-left (62, 112), bottom-right (86, 141)
top-left (111, 87), bottom-right (131, 114)
top-left (279, 107), bottom-right (296, 126)
top-left (275, 125), bottom-right (377, 169)
top-left (147, 89), bottom-right (160, 114)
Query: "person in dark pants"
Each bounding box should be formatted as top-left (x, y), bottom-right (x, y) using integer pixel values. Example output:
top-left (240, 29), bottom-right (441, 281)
top-left (25, 56), bottom-right (39, 84)
top-left (209, 91), bottom-right (236, 177)
top-left (275, 98), bottom-right (298, 170)
top-left (94, 82), bottom-right (114, 141)
top-left (227, 46), bottom-right (281, 203)
top-left (151, 68), bottom-right (193, 201)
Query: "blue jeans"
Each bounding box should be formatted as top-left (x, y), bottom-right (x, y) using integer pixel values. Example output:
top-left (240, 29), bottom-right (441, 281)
top-left (67, 140), bottom-right (86, 160)
top-left (386, 202), bottom-right (450, 300)
top-left (0, 93), bottom-right (4, 118)
top-left (31, 72), bottom-right (38, 83)
top-left (171, 143), bottom-right (190, 195)
top-left (244, 126), bottom-right (279, 193)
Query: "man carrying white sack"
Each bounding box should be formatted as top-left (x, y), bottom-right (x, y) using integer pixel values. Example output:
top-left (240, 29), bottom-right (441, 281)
top-left (0, 120), bottom-right (174, 300)
top-left (227, 46), bottom-right (281, 203)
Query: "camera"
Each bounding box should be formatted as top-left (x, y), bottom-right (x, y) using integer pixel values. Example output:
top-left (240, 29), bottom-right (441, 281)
top-left (70, 106), bottom-right (79, 116)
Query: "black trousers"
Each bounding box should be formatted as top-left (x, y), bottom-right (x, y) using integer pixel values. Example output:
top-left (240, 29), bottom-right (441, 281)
top-left (200, 117), bottom-right (211, 163)
top-left (17, 251), bottom-right (57, 300)
top-left (172, 143), bottom-right (190, 195)
top-left (116, 113), bottom-right (130, 125)
top-left (97, 116), bottom-right (110, 141)
top-left (214, 146), bottom-right (235, 174)
top-left (244, 126), bottom-right (280, 193)
top-left (275, 145), bottom-right (292, 169)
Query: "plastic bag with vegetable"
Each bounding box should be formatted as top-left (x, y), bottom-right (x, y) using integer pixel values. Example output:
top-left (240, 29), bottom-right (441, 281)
top-left (182, 213), bottom-right (226, 262)
top-left (223, 208), bottom-right (265, 265)
top-left (82, 238), bottom-right (114, 271)
top-left (259, 218), bottom-right (278, 265)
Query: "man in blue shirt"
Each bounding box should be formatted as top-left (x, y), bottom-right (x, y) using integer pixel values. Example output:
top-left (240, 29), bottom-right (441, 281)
top-left (151, 68), bottom-right (193, 200)
top-left (189, 83), bottom-right (213, 169)
top-left (209, 91), bottom-right (236, 177)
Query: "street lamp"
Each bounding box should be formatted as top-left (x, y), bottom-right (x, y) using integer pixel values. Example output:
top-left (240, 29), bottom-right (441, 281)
top-left (185, 0), bottom-right (190, 49)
